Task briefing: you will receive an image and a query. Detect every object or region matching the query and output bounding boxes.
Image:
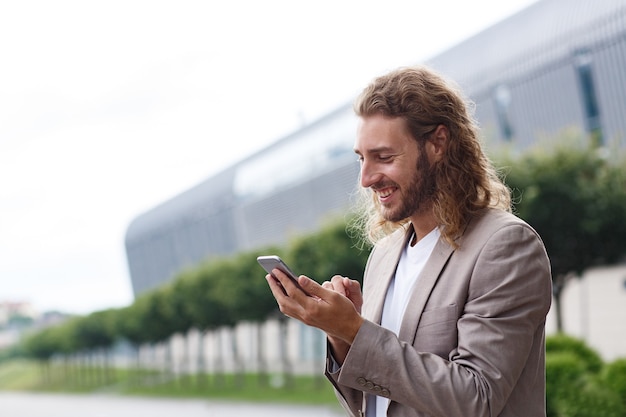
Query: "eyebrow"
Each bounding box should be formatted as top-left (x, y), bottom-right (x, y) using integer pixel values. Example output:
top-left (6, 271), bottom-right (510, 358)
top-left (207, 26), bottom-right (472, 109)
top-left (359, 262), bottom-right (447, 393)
top-left (353, 146), bottom-right (395, 155)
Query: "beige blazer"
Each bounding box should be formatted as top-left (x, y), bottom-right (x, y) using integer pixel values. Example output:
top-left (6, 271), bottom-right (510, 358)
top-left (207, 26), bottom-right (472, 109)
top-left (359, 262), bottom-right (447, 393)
top-left (325, 208), bottom-right (552, 417)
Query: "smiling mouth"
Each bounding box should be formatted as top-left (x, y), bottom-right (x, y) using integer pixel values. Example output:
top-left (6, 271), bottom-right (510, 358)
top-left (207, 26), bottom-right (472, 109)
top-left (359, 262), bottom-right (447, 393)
top-left (374, 186), bottom-right (397, 201)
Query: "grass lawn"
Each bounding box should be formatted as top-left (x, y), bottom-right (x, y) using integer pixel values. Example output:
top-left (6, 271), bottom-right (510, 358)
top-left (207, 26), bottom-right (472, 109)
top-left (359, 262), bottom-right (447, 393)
top-left (0, 359), bottom-right (339, 406)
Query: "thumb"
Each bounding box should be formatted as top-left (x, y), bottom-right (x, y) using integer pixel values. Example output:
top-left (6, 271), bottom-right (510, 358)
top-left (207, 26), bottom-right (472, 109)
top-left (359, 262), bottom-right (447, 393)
top-left (297, 275), bottom-right (327, 299)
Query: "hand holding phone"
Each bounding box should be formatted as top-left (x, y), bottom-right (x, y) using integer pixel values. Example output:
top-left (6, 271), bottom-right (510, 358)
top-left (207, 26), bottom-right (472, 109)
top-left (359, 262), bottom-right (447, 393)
top-left (257, 255), bottom-right (311, 296)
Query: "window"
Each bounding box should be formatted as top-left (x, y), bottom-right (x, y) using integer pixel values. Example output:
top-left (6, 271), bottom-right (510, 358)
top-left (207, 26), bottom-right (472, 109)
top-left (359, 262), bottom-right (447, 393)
top-left (493, 84), bottom-right (514, 141)
top-left (574, 49), bottom-right (603, 145)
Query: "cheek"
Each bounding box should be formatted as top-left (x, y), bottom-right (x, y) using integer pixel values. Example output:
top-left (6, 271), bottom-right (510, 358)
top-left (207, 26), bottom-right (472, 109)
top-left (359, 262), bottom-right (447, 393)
top-left (395, 162), bottom-right (418, 183)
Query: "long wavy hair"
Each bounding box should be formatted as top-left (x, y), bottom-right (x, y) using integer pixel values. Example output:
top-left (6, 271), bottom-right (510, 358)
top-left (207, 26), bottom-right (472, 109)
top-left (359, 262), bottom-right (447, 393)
top-left (350, 66), bottom-right (511, 248)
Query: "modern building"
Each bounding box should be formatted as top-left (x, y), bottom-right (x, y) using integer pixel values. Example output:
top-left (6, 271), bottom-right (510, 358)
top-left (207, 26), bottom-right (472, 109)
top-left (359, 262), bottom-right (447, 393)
top-left (125, 0), bottom-right (626, 297)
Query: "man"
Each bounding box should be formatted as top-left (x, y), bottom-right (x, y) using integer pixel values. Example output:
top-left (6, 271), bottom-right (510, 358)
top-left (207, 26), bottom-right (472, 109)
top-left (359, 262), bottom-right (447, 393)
top-left (265, 66), bottom-right (552, 417)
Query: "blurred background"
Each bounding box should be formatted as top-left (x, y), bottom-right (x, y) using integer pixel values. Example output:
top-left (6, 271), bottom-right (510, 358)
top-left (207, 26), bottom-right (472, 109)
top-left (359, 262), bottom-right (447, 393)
top-left (1, 0), bottom-right (540, 316)
top-left (2, 0), bottom-right (626, 416)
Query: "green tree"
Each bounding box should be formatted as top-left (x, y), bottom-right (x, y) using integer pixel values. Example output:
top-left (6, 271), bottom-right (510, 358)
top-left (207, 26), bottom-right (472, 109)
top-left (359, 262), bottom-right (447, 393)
top-left (288, 218), bottom-right (369, 285)
top-left (115, 303), bottom-right (154, 385)
top-left (72, 309), bottom-right (118, 385)
top-left (502, 139), bottom-right (626, 332)
top-left (127, 286), bottom-right (192, 381)
top-left (76, 310), bottom-right (116, 349)
top-left (22, 325), bottom-right (66, 361)
top-left (171, 263), bottom-right (234, 386)
top-left (21, 320), bottom-right (77, 385)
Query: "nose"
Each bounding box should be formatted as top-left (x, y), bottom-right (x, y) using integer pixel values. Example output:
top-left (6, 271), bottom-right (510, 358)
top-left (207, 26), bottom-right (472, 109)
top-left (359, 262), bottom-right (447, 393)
top-left (359, 159), bottom-right (380, 189)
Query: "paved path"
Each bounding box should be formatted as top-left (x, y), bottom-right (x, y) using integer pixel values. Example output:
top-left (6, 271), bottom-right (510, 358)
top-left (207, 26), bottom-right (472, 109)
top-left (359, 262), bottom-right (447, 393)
top-left (0, 391), bottom-right (345, 417)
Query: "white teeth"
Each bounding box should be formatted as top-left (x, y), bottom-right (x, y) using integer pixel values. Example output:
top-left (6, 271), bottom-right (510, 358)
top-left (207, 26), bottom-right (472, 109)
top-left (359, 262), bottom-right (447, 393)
top-left (377, 189), bottom-right (393, 198)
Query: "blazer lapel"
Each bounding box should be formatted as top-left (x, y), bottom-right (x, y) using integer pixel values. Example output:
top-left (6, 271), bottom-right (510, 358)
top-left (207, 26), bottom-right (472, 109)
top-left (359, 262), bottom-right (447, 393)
top-left (398, 237), bottom-right (455, 345)
top-left (362, 226), bottom-right (412, 324)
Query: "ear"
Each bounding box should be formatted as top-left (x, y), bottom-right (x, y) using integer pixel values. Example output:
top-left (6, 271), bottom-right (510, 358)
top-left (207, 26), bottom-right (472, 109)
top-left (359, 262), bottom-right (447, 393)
top-left (426, 124), bottom-right (448, 163)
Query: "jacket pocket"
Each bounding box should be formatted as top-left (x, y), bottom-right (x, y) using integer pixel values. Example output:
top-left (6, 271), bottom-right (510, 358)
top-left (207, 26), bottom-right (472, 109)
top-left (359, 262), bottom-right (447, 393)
top-left (418, 304), bottom-right (458, 328)
top-left (415, 304), bottom-right (458, 357)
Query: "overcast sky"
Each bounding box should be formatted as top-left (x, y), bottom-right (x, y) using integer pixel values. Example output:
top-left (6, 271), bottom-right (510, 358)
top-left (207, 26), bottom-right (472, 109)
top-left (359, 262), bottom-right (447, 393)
top-left (0, 0), bottom-right (538, 316)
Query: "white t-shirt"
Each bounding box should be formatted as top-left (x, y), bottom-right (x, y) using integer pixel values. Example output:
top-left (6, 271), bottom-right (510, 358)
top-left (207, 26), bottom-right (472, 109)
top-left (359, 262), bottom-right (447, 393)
top-left (369, 227), bottom-right (441, 417)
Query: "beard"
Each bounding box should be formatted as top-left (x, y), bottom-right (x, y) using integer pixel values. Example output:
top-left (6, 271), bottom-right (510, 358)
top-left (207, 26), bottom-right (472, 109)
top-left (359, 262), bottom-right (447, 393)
top-left (379, 150), bottom-right (436, 222)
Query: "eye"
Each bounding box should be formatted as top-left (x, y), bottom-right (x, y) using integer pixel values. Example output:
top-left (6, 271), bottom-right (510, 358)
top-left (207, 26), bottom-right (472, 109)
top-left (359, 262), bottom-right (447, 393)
top-left (378, 155), bottom-right (393, 162)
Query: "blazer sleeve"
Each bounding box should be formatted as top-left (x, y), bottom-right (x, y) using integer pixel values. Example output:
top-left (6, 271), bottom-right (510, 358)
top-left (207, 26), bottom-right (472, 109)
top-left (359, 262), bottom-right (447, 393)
top-left (323, 239), bottom-right (384, 417)
top-left (329, 222), bottom-right (552, 417)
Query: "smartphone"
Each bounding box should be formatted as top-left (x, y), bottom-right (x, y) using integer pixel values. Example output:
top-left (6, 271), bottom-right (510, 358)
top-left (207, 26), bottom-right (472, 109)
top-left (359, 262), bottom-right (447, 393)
top-left (257, 255), bottom-right (299, 281)
top-left (257, 255), bottom-right (310, 296)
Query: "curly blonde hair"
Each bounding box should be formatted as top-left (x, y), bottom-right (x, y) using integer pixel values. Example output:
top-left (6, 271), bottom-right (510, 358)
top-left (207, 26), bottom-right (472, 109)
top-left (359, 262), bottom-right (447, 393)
top-left (350, 66), bottom-right (511, 248)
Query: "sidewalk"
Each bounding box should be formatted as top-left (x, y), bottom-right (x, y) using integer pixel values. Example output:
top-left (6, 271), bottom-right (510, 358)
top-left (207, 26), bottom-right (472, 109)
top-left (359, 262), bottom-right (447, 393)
top-left (0, 391), bottom-right (345, 417)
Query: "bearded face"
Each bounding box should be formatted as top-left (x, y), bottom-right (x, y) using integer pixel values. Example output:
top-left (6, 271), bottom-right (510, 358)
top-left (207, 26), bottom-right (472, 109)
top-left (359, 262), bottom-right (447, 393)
top-left (377, 147), bottom-right (436, 222)
top-left (355, 115), bottom-right (439, 224)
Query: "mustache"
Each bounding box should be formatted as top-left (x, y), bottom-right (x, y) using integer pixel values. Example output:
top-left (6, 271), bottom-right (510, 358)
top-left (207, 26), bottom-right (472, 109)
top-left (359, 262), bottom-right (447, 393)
top-left (371, 181), bottom-right (398, 191)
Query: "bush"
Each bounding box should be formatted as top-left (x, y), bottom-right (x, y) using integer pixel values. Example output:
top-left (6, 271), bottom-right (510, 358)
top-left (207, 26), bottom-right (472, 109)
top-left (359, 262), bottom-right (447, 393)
top-left (546, 334), bottom-right (603, 373)
top-left (546, 352), bottom-right (587, 417)
top-left (601, 359), bottom-right (626, 411)
top-left (557, 379), bottom-right (625, 417)
top-left (545, 335), bottom-right (626, 417)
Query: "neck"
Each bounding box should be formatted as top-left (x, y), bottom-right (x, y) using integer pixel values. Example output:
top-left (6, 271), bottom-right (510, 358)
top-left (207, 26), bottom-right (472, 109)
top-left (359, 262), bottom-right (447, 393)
top-left (409, 210), bottom-right (438, 245)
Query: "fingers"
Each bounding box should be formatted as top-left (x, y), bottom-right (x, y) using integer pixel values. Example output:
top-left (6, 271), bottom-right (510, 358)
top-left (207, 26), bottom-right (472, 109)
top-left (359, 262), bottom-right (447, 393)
top-left (345, 278), bottom-right (362, 294)
top-left (326, 276), bottom-right (363, 313)
top-left (265, 273), bottom-right (288, 300)
top-left (324, 275), bottom-right (347, 296)
top-left (266, 271), bottom-right (326, 321)
top-left (265, 272), bottom-right (304, 319)
top-left (344, 279), bottom-right (363, 313)
top-left (265, 270), bottom-right (364, 343)
top-left (267, 269), bottom-right (361, 314)
top-left (322, 275), bottom-right (360, 297)
top-left (269, 268), bottom-right (319, 301)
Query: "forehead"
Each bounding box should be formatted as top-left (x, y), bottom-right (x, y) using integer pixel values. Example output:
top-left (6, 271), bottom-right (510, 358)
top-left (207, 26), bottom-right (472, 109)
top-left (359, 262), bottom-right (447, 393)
top-left (354, 114), bottom-right (413, 153)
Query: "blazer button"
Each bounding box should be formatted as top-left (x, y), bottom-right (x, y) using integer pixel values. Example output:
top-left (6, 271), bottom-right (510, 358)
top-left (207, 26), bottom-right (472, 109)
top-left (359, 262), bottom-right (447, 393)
top-left (365, 381), bottom-right (374, 390)
top-left (357, 377), bottom-right (367, 386)
top-left (381, 388), bottom-right (391, 397)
